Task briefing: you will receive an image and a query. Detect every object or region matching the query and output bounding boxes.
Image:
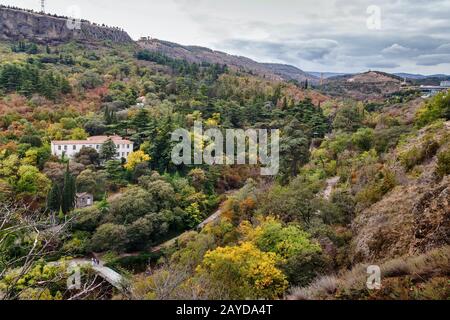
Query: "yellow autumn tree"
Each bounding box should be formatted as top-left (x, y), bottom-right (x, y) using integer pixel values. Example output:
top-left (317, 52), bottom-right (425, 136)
top-left (124, 150), bottom-right (151, 171)
top-left (196, 242), bottom-right (288, 299)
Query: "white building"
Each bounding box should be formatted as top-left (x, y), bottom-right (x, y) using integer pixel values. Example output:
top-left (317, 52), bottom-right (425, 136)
top-left (440, 81), bottom-right (450, 88)
top-left (51, 135), bottom-right (134, 161)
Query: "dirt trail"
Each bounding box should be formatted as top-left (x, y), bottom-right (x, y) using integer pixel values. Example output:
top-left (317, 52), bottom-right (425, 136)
top-left (323, 176), bottom-right (340, 200)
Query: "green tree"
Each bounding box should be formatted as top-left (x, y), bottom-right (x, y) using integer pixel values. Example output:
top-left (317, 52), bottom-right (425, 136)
top-left (100, 139), bottom-right (117, 162)
top-left (61, 164), bottom-right (76, 214)
top-left (352, 127), bottom-right (374, 151)
top-left (16, 165), bottom-right (51, 197)
top-left (279, 119), bottom-right (310, 182)
top-left (74, 147), bottom-right (100, 166)
top-left (76, 169), bottom-right (107, 200)
top-left (47, 183), bottom-right (61, 212)
top-left (333, 103), bottom-right (364, 132)
top-left (90, 223), bottom-right (127, 252)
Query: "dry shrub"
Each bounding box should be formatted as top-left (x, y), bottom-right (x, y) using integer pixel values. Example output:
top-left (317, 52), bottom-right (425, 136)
top-left (288, 276), bottom-right (339, 300)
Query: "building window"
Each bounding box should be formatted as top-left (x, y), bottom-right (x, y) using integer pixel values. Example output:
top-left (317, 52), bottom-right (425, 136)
top-left (64, 145), bottom-right (67, 151)
top-left (127, 144), bottom-right (130, 149)
top-left (96, 145), bottom-right (99, 150)
top-left (73, 145), bottom-right (76, 150)
top-left (58, 145), bottom-right (61, 150)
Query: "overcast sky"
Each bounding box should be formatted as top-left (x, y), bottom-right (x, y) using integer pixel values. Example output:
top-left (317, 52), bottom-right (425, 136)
top-left (2, 0), bottom-right (450, 74)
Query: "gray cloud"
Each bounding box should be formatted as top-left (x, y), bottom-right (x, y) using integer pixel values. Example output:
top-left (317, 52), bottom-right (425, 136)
top-left (416, 54), bottom-right (450, 66)
top-left (366, 62), bottom-right (400, 69)
top-left (381, 44), bottom-right (413, 55)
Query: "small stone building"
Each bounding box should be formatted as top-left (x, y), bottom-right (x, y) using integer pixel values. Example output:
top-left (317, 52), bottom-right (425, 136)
top-left (76, 193), bottom-right (94, 209)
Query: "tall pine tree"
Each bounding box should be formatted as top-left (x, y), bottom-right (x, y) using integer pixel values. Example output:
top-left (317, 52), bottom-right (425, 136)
top-left (61, 163), bottom-right (76, 214)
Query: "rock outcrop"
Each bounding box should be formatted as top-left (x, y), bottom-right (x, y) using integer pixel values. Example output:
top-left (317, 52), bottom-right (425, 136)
top-left (0, 6), bottom-right (132, 44)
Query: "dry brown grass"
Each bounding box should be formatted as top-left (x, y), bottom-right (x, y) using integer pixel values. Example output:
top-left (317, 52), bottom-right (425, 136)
top-left (287, 246), bottom-right (450, 300)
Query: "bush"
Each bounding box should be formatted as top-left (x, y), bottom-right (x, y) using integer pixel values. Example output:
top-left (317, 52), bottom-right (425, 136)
top-left (78, 71), bottom-right (104, 90)
top-left (328, 190), bottom-right (355, 225)
top-left (90, 223), bottom-right (127, 252)
top-left (437, 147), bottom-right (450, 177)
top-left (351, 128), bottom-right (374, 151)
top-left (332, 103), bottom-right (364, 132)
top-left (355, 168), bottom-right (397, 208)
top-left (373, 126), bottom-right (410, 153)
top-left (71, 207), bottom-right (103, 232)
top-left (196, 242), bottom-right (288, 299)
top-left (415, 90), bottom-right (450, 127)
top-left (105, 252), bottom-right (163, 273)
top-left (399, 138), bottom-right (440, 171)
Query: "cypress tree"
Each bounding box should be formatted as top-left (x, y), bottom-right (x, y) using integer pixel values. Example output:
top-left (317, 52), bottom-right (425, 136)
top-left (61, 163), bottom-right (76, 214)
top-left (47, 183), bottom-right (61, 212)
top-left (104, 106), bottom-right (112, 124)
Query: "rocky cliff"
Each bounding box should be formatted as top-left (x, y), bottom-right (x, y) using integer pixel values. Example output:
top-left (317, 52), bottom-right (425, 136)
top-left (0, 6), bottom-right (132, 44)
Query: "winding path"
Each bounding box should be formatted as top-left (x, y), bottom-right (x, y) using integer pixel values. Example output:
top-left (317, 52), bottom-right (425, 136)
top-left (150, 205), bottom-right (226, 252)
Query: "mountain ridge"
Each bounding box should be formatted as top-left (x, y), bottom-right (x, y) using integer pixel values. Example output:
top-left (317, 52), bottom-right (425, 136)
top-left (137, 38), bottom-right (318, 83)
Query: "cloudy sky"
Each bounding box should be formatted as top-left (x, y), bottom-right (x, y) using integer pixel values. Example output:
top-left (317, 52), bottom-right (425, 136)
top-left (3, 0), bottom-right (450, 74)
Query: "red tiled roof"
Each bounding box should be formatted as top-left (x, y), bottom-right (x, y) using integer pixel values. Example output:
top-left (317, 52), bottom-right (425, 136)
top-left (51, 136), bottom-right (132, 145)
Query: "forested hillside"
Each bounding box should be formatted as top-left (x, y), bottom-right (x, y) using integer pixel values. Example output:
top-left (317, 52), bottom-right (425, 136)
top-left (0, 9), bottom-right (449, 301)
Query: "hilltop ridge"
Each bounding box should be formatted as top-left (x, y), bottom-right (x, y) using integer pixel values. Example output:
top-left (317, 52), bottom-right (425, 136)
top-left (137, 38), bottom-right (318, 83)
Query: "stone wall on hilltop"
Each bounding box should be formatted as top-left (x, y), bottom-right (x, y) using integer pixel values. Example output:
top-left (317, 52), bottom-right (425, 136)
top-left (0, 7), bottom-right (132, 44)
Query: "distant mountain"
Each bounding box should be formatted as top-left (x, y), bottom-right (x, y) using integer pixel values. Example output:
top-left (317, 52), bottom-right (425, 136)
top-left (319, 71), bottom-right (406, 101)
top-left (137, 38), bottom-right (318, 83)
top-left (394, 73), bottom-right (450, 80)
top-left (393, 73), bottom-right (427, 80)
top-left (260, 63), bottom-right (318, 83)
top-left (327, 71), bottom-right (404, 82)
top-left (307, 71), bottom-right (351, 79)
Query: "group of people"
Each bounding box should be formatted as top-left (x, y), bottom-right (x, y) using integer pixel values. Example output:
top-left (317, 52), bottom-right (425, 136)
top-left (90, 254), bottom-right (100, 266)
top-left (91, 258), bottom-right (100, 266)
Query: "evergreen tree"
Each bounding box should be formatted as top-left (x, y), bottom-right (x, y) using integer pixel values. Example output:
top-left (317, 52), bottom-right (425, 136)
top-left (104, 106), bottom-right (112, 124)
top-left (47, 183), bottom-right (61, 212)
top-left (100, 138), bottom-right (117, 161)
top-left (61, 163), bottom-right (76, 214)
top-left (279, 119), bottom-right (311, 184)
top-left (282, 97), bottom-right (289, 110)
